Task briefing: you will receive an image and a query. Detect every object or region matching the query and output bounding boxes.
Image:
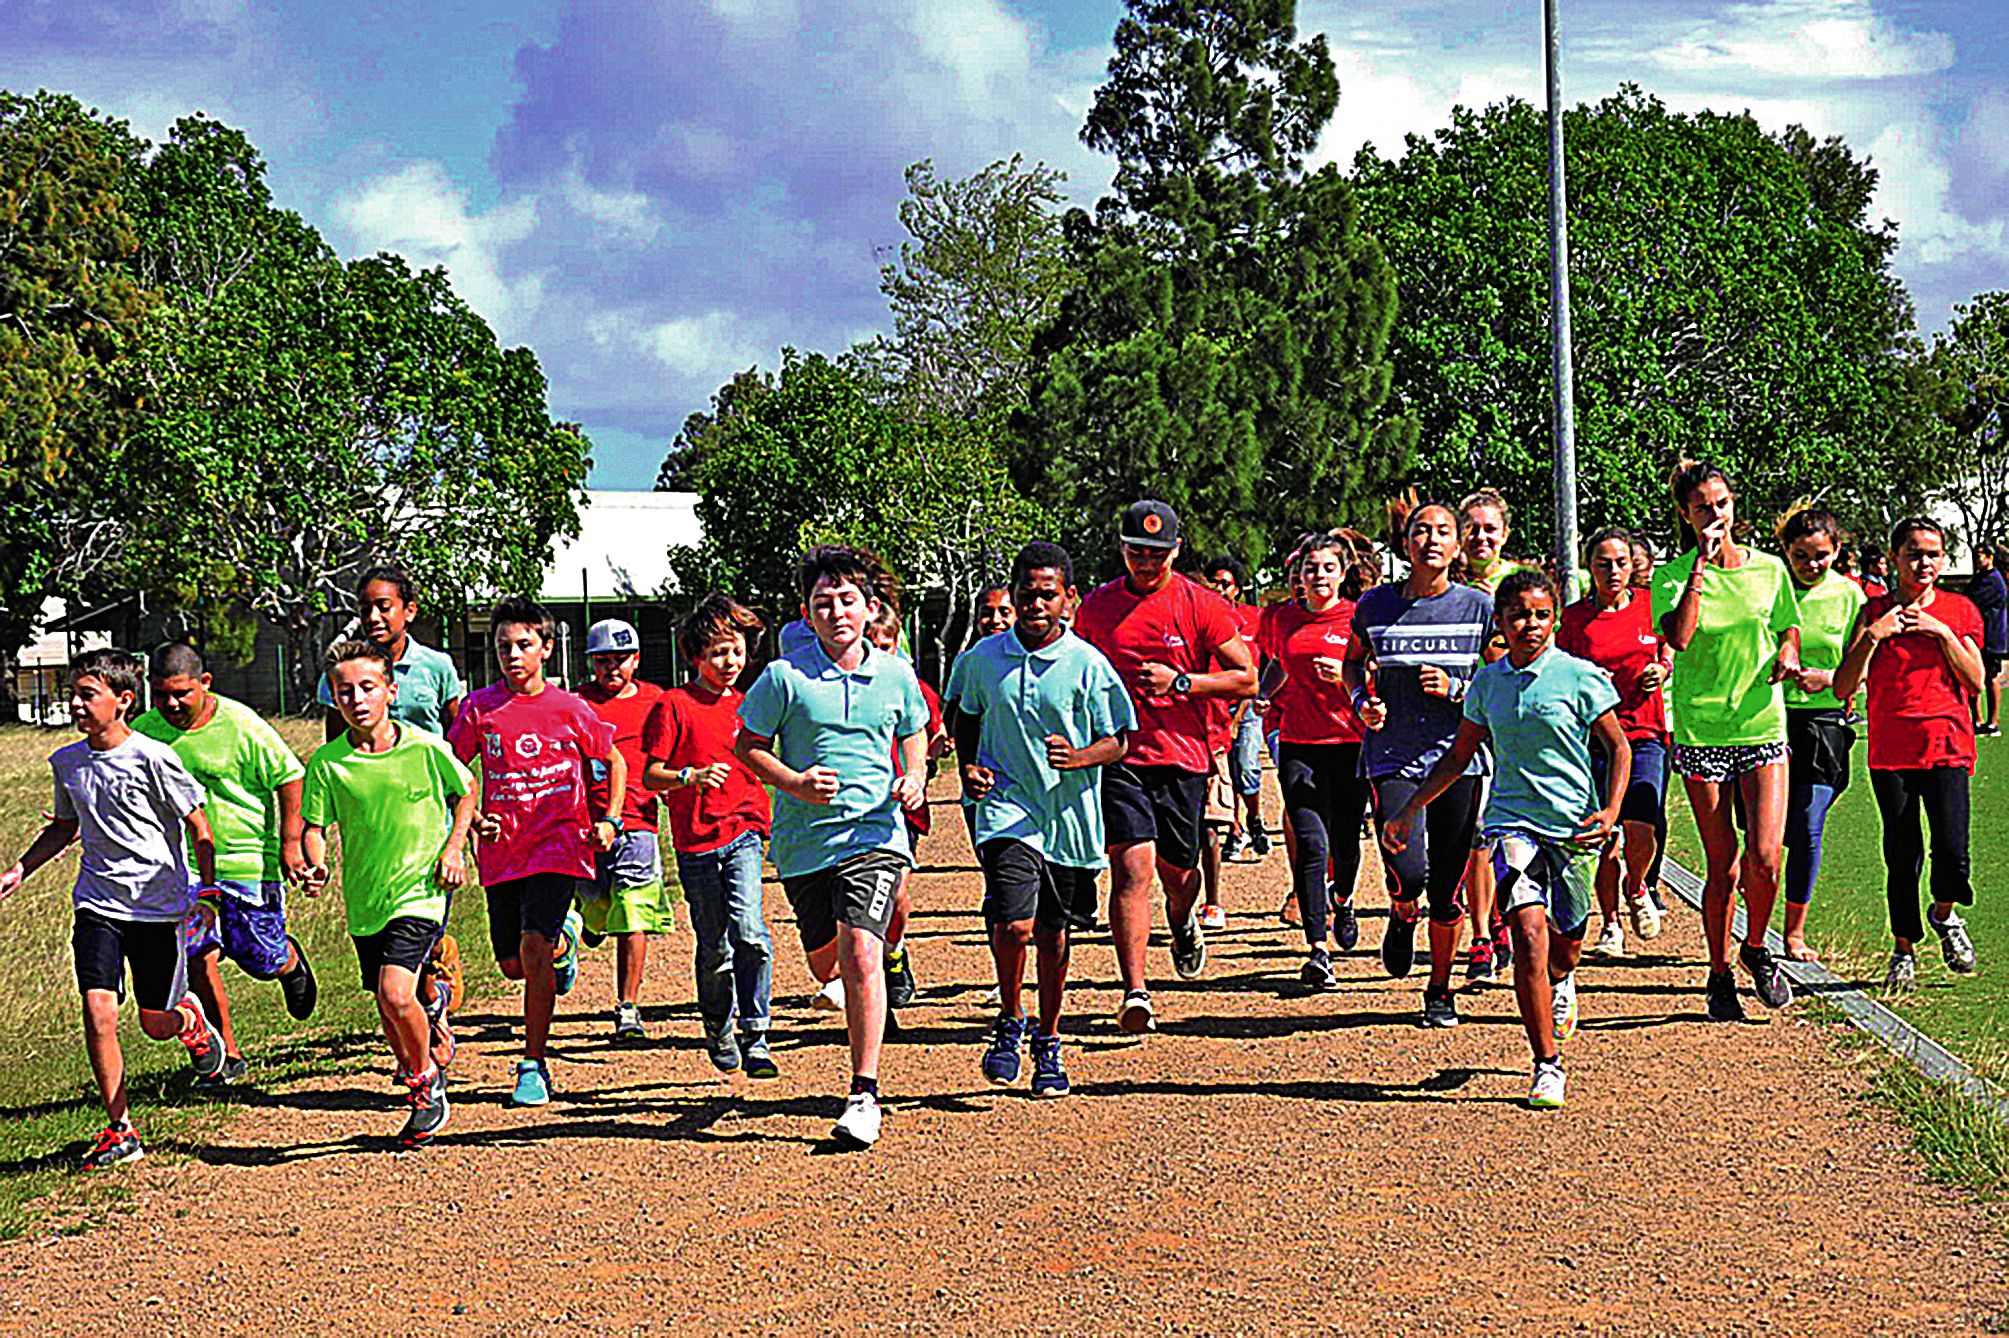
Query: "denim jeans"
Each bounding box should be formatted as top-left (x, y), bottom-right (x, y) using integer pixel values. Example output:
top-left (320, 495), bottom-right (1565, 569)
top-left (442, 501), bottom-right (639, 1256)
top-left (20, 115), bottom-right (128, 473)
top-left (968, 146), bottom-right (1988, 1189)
top-left (675, 830), bottom-right (774, 1036)
top-left (1227, 710), bottom-right (1264, 798)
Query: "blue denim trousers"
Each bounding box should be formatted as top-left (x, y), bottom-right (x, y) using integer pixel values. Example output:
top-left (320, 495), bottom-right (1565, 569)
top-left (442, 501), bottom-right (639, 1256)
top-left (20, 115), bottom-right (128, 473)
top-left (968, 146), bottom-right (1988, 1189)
top-left (674, 830), bottom-right (774, 1035)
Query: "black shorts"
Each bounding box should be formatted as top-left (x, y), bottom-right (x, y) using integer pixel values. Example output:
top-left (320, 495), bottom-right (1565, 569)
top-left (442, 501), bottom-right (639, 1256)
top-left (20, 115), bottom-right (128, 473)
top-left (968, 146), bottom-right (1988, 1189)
top-left (1986, 650), bottom-right (2004, 684)
top-left (978, 839), bottom-right (1100, 930)
top-left (782, 850), bottom-right (906, 953)
top-left (1101, 762), bottom-right (1208, 871)
top-left (485, 873), bottom-right (587, 962)
top-left (73, 908), bottom-right (187, 1012)
top-left (353, 916), bottom-right (443, 991)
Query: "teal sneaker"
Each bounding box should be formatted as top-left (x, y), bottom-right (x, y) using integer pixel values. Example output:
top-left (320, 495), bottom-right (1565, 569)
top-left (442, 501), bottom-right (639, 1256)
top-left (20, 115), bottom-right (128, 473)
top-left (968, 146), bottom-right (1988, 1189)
top-left (510, 1058), bottom-right (551, 1107)
top-left (553, 908), bottom-right (584, 997)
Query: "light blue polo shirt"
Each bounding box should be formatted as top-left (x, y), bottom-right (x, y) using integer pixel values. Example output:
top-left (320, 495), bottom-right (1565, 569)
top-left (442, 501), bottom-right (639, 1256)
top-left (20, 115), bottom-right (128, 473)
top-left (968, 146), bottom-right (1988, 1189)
top-left (738, 636), bottom-right (929, 880)
top-left (945, 629), bottom-right (1136, 870)
top-left (318, 636), bottom-right (464, 736)
top-left (1463, 646), bottom-right (1620, 841)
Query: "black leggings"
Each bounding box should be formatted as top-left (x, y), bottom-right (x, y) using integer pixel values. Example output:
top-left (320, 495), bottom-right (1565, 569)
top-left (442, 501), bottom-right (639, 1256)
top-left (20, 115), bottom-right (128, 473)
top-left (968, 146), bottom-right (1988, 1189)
top-left (1870, 766), bottom-right (1974, 944)
top-left (1371, 774), bottom-right (1480, 925)
top-left (1279, 742), bottom-right (1369, 945)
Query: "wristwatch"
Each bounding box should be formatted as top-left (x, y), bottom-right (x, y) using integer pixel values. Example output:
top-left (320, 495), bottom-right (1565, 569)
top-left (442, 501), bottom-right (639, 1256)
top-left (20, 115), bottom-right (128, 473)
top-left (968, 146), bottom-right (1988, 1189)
top-left (677, 765), bottom-right (697, 788)
top-left (1171, 671), bottom-right (1194, 696)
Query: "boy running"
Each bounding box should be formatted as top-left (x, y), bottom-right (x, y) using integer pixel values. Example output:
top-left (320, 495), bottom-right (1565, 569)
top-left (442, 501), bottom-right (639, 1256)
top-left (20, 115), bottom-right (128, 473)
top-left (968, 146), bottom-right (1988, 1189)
top-left (949, 542), bottom-right (1134, 1096)
top-left (1204, 555), bottom-right (1269, 866)
top-left (737, 546), bottom-right (930, 1149)
top-left (447, 597), bottom-right (621, 1107)
top-left (135, 643), bottom-right (316, 1083)
top-left (1384, 569), bottom-right (1630, 1109)
top-left (866, 601), bottom-right (942, 1014)
top-left (300, 641), bottom-right (480, 1146)
top-left (0, 649), bottom-right (228, 1169)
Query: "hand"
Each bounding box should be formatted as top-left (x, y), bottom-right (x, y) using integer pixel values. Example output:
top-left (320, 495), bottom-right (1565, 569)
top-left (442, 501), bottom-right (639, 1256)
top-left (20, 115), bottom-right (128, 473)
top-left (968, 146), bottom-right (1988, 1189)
top-left (0, 862), bottom-right (22, 901)
top-left (1045, 733), bottom-right (1083, 770)
top-left (1868, 604), bottom-right (1907, 643)
top-left (927, 731), bottom-right (953, 761)
top-left (1380, 810), bottom-right (1415, 855)
top-left (790, 765), bottom-right (841, 805)
top-left (694, 762), bottom-right (733, 792)
top-left (1910, 606), bottom-right (1951, 640)
top-left (1135, 660), bottom-right (1179, 696)
top-left (889, 771), bottom-right (927, 812)
top-left (1794, 666), bottom-right (1833, 695)
top-left (1417, 665), bottom-right (1452, 698)
top-left (1768, 648), bottom-right (1802, 684)
top-left (282, 844), bottom-right (311, 884)
top-left (1697, 518), bottom-right (1728, 563)
top-left (590, 818), bottom-right (619, 853)
top-left (436, 844), bottom-right (467, 890)
top-left (1574, 806), bottom-right (1618, 847)
top-left (960, 764), bottom-right (995, 801)
top-left (476, 812), bottom-right (502, 841)
top-left (1637, 662), bottom-right (1667, 693)
top-left (301, 863), bottom-right (330, 898)
top-left (1254, 697), bottom-right (1271, 714)
top-left (1311, 656), bottom-right (1346, 683)
top-left (1358, 695), bottom-right (1388, 731)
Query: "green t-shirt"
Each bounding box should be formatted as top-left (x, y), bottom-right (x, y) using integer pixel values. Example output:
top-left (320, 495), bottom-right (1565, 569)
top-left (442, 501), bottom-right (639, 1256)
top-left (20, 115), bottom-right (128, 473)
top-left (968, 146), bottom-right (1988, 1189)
top-left (1785, 570), bottom-right (1866, 710)
top-left (132, 695), bottom-right (305, 883)
top-left (1650, 550), bottom-right (1798, 748)
top-left (300, 726), bottom-right (473, 936)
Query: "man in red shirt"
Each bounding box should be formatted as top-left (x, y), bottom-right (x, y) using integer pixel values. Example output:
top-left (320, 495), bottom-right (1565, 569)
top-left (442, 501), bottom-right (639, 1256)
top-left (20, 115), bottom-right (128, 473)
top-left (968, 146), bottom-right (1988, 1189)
top-left (1074, 501), bottom-right (1257, 1033)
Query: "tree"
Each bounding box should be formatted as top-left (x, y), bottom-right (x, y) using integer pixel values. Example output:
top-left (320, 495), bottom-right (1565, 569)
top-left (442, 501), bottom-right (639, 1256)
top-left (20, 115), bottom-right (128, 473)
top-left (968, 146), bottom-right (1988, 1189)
top-left (1926, 293), bottom-right (2009, 556)
top-left (1015, 0), bottom-right (1411, 575)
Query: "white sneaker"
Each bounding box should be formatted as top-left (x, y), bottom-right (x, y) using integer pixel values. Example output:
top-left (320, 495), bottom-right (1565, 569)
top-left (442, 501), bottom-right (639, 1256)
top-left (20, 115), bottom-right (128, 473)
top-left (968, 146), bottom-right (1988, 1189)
top-left (981, 984), bottom-right (1003, 1009)
top-left (1591, 920), bottom-right (1626, 959)
top-left (1551, 971), bottom-right (1579, 1044)
top-left (812, 978), bottom-right (846, 1013)
top-left (1529, 1060), bottom-right (1568, 1110)
top-left (833, 1090), bottom-right (882, 1147)
top-left (1627, 893), bottom-right (1662, 941)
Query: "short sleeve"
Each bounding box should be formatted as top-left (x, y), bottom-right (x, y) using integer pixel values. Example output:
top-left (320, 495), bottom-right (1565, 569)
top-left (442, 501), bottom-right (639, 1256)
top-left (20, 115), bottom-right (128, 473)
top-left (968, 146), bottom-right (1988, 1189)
top-left (151, 747), bottom-right (208, 819)
top-left (1461, 675), bottom-right (1491, 727)
top-left (446, 697), bottom-right (480, 762)
top-left (429, 736), bottom-right (475, 799)
top-left (1580, 663), bottom-right (1622, 721)
top-left (944, 647), bottom-right (973, 708)
top-left (50, 761), bottom-right (76, 823)
top-left (300, 754), bottom-right (331, 827)
top-left (572, 697), bottom-right (616, 760)
top-left (737, 664), bottom-right (790, 741)
top-left (438, 656), bottom-right (466, 704)
top-left (248, 715), bottom-right (306, 788)
top-left (1256, 605), bottom-right (1282, 662)
top-left (1768, 564), bottom-right (1799, 638)
top-left (640, 697), bottom-right (674, 762)
top-left (1195, 588), bottom-right (1241, 658)
top-left (1344, 597), bottom-right (1373, 662)
top-left (1954, 595), bottom-right (1985, 644)
top-left (894, 669), bottom-right (929, 738)
top-left (1090, 653), bottom-right (1138, 736)
top-left (920, 680), bottom-right (945, 739)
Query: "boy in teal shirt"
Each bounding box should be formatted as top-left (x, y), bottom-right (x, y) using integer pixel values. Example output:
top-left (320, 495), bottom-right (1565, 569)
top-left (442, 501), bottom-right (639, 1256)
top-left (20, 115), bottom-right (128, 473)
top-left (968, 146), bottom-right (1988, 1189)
top-left (737, 545), bottom-right (930, 1150)
top-left (301, 640), bottom-right (479, 1147)
top-left (948, 542), bottom-right (1134, 1098)
top-left (1385, 569), bottom-right (1629, 1110)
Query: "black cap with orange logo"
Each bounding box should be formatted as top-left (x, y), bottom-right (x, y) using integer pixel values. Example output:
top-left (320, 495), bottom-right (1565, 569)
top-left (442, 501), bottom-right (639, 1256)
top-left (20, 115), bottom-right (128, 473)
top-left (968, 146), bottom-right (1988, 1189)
top-left (1119, 499), bottom-right (1181, 550)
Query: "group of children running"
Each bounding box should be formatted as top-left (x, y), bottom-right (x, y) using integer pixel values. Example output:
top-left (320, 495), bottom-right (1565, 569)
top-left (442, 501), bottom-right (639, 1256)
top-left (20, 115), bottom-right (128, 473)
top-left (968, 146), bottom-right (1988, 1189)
top-left (3, 460), bottom-right (1995, 1164)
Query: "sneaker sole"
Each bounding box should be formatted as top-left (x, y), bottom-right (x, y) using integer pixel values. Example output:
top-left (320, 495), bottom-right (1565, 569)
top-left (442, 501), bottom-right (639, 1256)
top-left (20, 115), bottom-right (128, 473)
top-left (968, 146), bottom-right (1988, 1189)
top-left (1528, 1094), bottom-right (1566, 1110)
top-left (1117, 1002), bottom-right (1156, 1035)
top-left (832, 1124), bottom-right (880, 1149)
top-left (84, 1146), bottom-right (145, 1171)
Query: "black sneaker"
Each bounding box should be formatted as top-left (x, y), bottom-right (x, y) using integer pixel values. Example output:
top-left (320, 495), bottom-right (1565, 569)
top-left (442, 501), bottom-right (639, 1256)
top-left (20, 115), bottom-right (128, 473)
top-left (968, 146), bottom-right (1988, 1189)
top-left (279, 935), bottom-right (318, 1021)
top-left (1422, 988), bottom-right (1460, 1028)
top-left (1029, 1030), bottom-right (1070, 1098)
top-left (1706, 969), bottom-right (1747, 1022)
top-left (1381, 913), bottom-right (1418, 978)
top-left (1299, 947), bottom-right (1337, 991)
top-left (741, 1034), bottom-right (779, 1080)
top-left (80, 1123), bottom-right (143, 1170)
top-left (884, 943), bottom-right (918, 1010)
top-left (1249, 828), bottom-right (1272, 858)
top-left (218, 1055), bottom-right (249, 1085)
top-left (1170, 913), bottom-right (1207, 980)
top-left (1978, 724), bottom-right (2001, 738)
top-left (1332, 898), bottom-right (1360, 952)
top-left (705, 1024), bottom-right (742, 1073)
top-left (981, 1013), bottom-right (1027, 1085)
top-left (1739, 943), bottom-right (1793, 1009)
top-left (398, 1068), bottom-right (450, 1147)
top-left (178, 997), bottom-right (227, 1080)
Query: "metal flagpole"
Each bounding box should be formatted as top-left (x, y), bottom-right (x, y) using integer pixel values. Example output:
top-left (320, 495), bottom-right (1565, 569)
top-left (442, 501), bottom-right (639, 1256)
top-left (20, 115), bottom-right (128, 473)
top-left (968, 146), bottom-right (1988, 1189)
top-left (1545, 0), bottom-right (1580, 601)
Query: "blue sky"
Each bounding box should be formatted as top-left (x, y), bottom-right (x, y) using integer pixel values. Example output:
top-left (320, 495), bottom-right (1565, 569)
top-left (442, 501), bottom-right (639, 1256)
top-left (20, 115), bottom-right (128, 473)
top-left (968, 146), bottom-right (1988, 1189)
top-left (3, 0), bottom-right (2002, 488)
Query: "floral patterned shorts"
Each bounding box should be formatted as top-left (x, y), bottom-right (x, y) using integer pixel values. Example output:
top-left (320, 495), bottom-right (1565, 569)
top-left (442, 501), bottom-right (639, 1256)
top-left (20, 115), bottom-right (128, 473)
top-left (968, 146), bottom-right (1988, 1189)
top-left (1672, 740), bottom-right (1789, 784)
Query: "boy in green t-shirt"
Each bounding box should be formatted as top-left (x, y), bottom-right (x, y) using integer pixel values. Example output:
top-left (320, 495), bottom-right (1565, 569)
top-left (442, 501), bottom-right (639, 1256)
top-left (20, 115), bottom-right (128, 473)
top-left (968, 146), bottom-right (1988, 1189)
top-left (300, 640), bottom-right (479, 1147)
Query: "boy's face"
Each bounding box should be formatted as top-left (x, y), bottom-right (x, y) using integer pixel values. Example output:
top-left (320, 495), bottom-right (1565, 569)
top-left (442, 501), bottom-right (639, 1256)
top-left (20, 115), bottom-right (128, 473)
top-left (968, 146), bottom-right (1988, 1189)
top-left (866, 619), bottom-right (900, 654)
top-left (150, 672), bottom-right (212, 729)
top-left (1012, 567), bottom-right (1072, 640)
top-left (1205, 567), bottom-right (1242, 602)
top-left (69, 674), bottom-right (130, 734)
top-left (976, 589), bottom-right (1016, 637)
top-left (805, 577), bottom-right (873, 654)
top-left (1120, 540), bottom-right (1176, 589)
top-left (359, 580), bottom-right (415, 647)
top-left (331, 659), bottom-right (395, 731)
top-left (1497, 588), bottom-right (1556, 662)
top-left (590, 650), bottom-right (638, 694)
top-left (493, 621), bottom-right (552, 689)
top-left (693, 630), bottom-right (746, 690)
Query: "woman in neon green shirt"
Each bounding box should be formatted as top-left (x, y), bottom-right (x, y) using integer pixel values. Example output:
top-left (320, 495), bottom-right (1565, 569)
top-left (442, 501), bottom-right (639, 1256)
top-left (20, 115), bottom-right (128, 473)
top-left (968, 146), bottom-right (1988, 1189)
top-left (1651, 462), bottom-right (1802, 1022)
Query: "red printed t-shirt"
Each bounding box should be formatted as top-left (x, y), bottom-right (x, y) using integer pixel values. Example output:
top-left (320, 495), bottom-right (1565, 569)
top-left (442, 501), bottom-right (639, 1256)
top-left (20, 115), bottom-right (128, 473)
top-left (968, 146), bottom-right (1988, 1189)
top-left (1257, 600), bottom-right (1362, 746)
top-left (1558, 595), bottom-right (1668, 740)
top-left (578, 680), bottom-right (665, 833)
top-left (644, 683), bottom-right (773, 855)
top-left (1861, 591), bottom-right (1983, 772)
top-left (448, 683), bottom-right (616, 883)
top-left (1074, 573), bottom-right (1243, 775)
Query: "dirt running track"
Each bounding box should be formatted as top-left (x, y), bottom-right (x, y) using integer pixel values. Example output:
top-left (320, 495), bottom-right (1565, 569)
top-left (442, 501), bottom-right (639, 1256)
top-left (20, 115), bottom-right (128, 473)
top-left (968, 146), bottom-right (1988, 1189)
top-left (2, 781), bottom-right (2005, 1337)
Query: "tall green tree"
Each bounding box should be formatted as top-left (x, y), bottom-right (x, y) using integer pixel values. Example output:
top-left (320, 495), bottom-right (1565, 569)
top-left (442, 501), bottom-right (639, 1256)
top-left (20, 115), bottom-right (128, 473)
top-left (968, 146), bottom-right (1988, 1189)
top-left (1016, 0), bottom-right (1411, 575)
top-left (1925, 293), bottom-right (2009, 556)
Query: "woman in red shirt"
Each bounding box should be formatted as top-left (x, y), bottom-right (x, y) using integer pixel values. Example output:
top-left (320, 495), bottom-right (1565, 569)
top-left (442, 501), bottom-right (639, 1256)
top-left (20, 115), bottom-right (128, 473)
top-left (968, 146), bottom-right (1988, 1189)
top-left (1833, 518), bottom-right (1985, 990)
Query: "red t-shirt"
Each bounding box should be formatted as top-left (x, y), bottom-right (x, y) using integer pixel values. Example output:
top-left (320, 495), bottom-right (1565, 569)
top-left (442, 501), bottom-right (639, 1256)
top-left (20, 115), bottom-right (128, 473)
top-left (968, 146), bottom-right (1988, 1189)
top-left (1257, 600), bottom-right (1363, 746)
top-left (899, 679), bottom-right (945, 837)
top-left (1861, 591), bottom-right (1982, 772)
top-left (644, 683), bottom-right (773, 855)
top-left (579, 680), bottom-right (665, 832)
top-left (1557, 595), bottom-right (1668, 740)
top-left (447, 683), bottom-right (615, 883)
top-left (1206, 604), bottom-right (1263, 752)
top-left (1074, 573), bottom-right (1244, 775)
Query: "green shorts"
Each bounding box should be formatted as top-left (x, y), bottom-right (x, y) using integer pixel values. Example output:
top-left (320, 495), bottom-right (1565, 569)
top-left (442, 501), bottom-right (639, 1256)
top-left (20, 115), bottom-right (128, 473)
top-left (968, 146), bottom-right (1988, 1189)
top-left (581, 877), bottom-right (672, 936)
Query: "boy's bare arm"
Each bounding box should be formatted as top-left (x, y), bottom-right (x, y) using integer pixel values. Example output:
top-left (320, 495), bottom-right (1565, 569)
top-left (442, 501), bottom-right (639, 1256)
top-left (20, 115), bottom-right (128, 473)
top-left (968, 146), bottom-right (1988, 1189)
top-left (278, 777), bottom-right (307, 880)
top-left (0, 817), bottom-right (82, 898)
top-left (300, 823), bottom-right (331, 896)
top-left (184, 808), bottom-right (218, 888)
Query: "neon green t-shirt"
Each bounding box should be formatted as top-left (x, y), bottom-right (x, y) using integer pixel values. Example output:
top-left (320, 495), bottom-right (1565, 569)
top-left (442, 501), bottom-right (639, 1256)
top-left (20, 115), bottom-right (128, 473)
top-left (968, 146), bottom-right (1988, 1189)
top-left (1651, 550), bottom-right (1799, 748)
top-left (132, 695), bottom-right (305, 883)
top-left (1785, 571), bottom-right (1866, 710)
top-left (301, 726), bottom-right (473, 937)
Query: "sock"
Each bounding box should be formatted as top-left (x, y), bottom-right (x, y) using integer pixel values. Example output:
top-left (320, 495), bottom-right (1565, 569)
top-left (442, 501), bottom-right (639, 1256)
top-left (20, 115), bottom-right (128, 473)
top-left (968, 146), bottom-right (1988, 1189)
top-left (850, 1075), bottom-right (878, 1098)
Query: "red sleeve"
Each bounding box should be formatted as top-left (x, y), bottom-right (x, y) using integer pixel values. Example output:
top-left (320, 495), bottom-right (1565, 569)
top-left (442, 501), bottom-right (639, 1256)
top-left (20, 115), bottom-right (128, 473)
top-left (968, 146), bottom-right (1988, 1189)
top-left (1195, 586), bottom-right (1241, 657)
top-left (573, 697), bottom-right (616, 760)
top-left (446, 696), bottom-right (479, 762)
top-left (921, 680), bottom-right (945, 740)
top-left (1256, 605), bottom-right (1279, 661)
top-left (641, 696), bottom-right (672, 763)
top-left (1344, 602), bottom-right (1371, 662)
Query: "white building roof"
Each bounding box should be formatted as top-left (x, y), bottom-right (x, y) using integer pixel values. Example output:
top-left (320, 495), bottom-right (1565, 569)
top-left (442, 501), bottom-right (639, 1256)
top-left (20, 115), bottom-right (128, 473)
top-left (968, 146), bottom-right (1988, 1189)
top-left (540, 491), bottom-right (701, 602)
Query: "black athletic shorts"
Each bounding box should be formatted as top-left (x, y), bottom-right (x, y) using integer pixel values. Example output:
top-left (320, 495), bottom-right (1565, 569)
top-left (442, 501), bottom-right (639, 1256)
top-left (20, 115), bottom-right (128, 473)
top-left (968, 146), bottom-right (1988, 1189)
top-left (353, 915), bottom-right (444, 991)
top-left (1101, 761), bottom-right (1207, 871)
top-left (782, 849), bottom-right (907, 953)
top-left (73, 908), bottom-right (187, 1012)
top-left (485, 873), bottom-right (587, 962)
top-left (978, 839), bottom-right (1100, 930)
top-left (1986, 650), bottom-right (2004, 685)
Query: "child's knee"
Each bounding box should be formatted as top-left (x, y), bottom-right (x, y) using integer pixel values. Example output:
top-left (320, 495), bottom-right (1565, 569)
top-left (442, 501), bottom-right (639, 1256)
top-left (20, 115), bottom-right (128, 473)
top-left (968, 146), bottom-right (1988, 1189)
top-left (498, 957), bottom-right (525, 980)
top-left (81, 991), bottom-right (121, 1034)
top-left (136, 1008), bottom-right (183, 1041)
top-left (377, 971), bottom-right (419, 1010)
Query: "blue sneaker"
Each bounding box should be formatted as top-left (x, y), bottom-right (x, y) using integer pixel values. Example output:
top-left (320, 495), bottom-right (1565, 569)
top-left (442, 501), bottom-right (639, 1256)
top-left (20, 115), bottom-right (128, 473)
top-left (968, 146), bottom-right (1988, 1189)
top-left (552, 908), bottom-right (583, 997)
top-left (510, 1058), bottom-right (551, 1107)
top-left (981, 1014), bottom-right (1026, 1085)
top-left (1029, 1030), bottom-right (1070, 1098)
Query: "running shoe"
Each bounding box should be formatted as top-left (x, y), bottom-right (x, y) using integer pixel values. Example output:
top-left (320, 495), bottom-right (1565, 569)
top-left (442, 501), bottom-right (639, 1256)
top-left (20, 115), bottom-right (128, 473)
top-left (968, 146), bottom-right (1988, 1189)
top-left (398, 1067), bottom-right (450, 1147)
top-left (1300, 947), bottom-right (1337, 991)
top-left (178, 994), bottom-right (227, 1081)
top-left (613, 1001), bottom-right (646, 1042)
top-left (1381, 912), bottom-right (1418, 979)
top-left (552, 908), bottom-right (584, 997)
top-left (1490, 915), bottom-right (1515, 972)
top-left (1928, 909), bottom-right (1978, 974)
top-left (510, 1057), bottom-right (552, 1107)
top-left (1551, 971), bottom-right (1579, 1043)
top-left (1332, 897), bottom-right (1360, 952)
top-left (1249, 828), bottom-right (1272, 858)
top-left (1198, 904), bottom-right (1227, 932)
top-left (741, 1034), bottom-right (779, 1079)
top-left (1029, 1031), bottom-right (1070, 1098)
top-left (1171, 911), bottom-right (1207, 980)
top-left (423, 979), bottom-right (456, 1070)
top-left (884, 942), bottom-right (918, 1009)
top-left (1739, 942), bottom-right (1794, 1009)
top-left (430, 932), bottom-right (466, 1012)
top-left (1465, 939), bottom-right (1496, 984)
top-left (1528, 1059), bottom-right (1567, 1110)
top-left (813, 978), bottom-right (846, 1013)
top-left (1222, 832), bottom-right (1247, 863)
top-left (218, 1055), bottom-right (249, 1085)
top-left (705, 1024), bottom-right (743, 1074)
top-left (1628, 893), bottom-right (1663, 942)
top-left (982, 1013), bottom-right (1027, 1085)
top-left (1590, 920), bottom-right (1625, 960)
top-left (1422, 988), bottom-right (1460, 1028)
top-left (79, 1123), bottom-right (143, 1171)
top-left (1884, 951), bottom-right (1918, 992)
top-left (1117, 989), bottom-right (1156, 1035)
top-left (1705, 969), bottom-right (1746, 1022)
top-left (1979, 724), bottom-right (2001, 738)
top-left (833, 1091), bottom-right (882, 1148)
top-left (581, 925), bottom-right (607, 949)
top-left (279, 935), bottom-right (318, 1020)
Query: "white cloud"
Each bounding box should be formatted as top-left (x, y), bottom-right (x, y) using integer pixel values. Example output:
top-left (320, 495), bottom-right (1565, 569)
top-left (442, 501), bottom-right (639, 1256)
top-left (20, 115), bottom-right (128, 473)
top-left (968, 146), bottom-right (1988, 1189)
top-left (1867, 121), bottom-right (2008, 266)
top-left (1636, 0), bottom-right (1953, 81)
top-left (908, 0), bottom-right (1037, 104)
top-left (334, 162), bottom-right (544, 333)
top-left (639, 311), bottom-right (768, 379)
top-left (559, 157), bottom-right (659, 243)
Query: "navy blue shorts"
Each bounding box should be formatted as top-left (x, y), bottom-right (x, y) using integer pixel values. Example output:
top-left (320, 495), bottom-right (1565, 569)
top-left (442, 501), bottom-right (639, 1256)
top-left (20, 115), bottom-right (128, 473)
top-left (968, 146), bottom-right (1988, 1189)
top-left (1592, 735), bottom-right (1668, 827)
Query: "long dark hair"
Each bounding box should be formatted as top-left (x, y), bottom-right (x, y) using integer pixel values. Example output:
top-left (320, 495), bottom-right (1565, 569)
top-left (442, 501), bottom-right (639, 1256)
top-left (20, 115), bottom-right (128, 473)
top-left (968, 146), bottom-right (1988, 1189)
top-left (1669, 459), bottom-right (1734, 554)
